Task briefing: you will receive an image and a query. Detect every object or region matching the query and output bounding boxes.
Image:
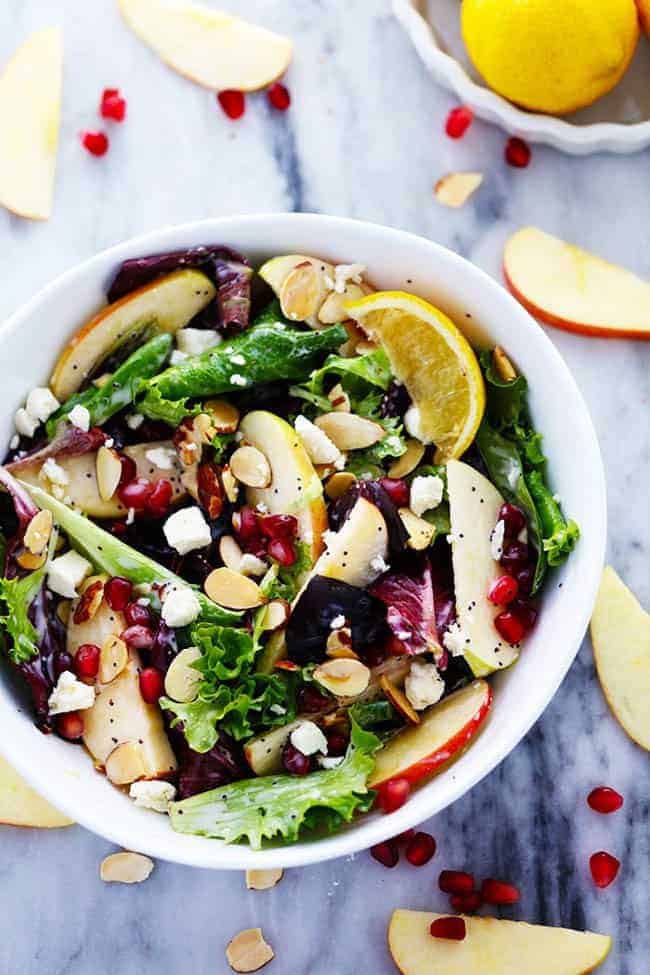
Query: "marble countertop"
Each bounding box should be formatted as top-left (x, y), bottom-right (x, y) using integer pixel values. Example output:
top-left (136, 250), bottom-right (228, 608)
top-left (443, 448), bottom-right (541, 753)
top-left (0, 2), bottom-right (648, 973)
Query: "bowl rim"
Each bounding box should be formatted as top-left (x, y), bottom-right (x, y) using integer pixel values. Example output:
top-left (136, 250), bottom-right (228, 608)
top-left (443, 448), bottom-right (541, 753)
top-left (0, 213), bottom-right (607, 869)
top-left (393, 0), bottom-right (650, 156)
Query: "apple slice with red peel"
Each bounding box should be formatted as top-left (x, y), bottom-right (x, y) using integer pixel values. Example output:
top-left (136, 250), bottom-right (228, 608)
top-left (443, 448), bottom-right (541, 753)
top-left (504, 227), bottom-right (650, 339)
top-left (0, 754), bottom-right (73, 828)
top-left (368, 679), bottom-right (492, 789)
top-left (389, 910), bottom-right (612, 975)
top-left (637, 1), bottom-right (650, 34)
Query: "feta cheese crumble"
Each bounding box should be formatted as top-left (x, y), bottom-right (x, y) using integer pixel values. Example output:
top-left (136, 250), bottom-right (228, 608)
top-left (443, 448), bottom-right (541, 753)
top-left (290, 721), bottom-right (328, 757)
top-left (145, 446), bottom-right (177, 471)
top-left (68, 404), bottom-right (90, 432)
top-left (318, 755), bottom-right (345, 770)
top-left (443, 621), bottom-right (470, 657)
top-left (239, 553), bottom-right (268, 577)
top-left (330, 615), bottom-right (346, 630)
top-left (404, 404), bottom-right (431, 444)
top-left (170, 349), bottom-right (188, 365)
top-left (490, 519), bottom-right (506, 561)
top-left (126, 413), bottom-right (144, 430)
top-left (230, 353), bottom-right (246, 366)
top-left (230, 374), bottom-right (248, 387)
top-left (176, 327), bottom-right (221, 356)
top-left (294, 415), bottom-right (342, 466)
top-left (14, 408), bottom-right (39, 439)
top-left (129, 780), bottom-right (176, 813)
top-left (161, 586), bottom-right (201, 628)
top-left (410, 475), bottom-right (444, 517)
top-left (41, 457), bottom-right (69, 487)
top-left (47, 549), bottom-right (92, 598)
top-left (370, 555), bottom-right (390, 574)
top-left (333, 263), bottom-right (365, 293)
top-left (404, 659), bottom-right (445, 711)
top-left (25, 387), bottom-right (60, 424)
top-left (48, 671), bottom-right (95, 715)
top-left (163, 506), bottom-right (212, 556)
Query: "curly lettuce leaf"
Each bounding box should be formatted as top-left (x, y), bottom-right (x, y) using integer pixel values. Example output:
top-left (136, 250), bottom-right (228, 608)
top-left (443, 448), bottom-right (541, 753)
top-left (0, 555), bottom-right (49, 665)
top-left (169, 719), bottom-right (381, 848)
top-left (137, 385), bottom-right (199, 427)
top-left (526, 470), bottom-right (580, 566)
top-left (262, 540), bottom-right (313, 604)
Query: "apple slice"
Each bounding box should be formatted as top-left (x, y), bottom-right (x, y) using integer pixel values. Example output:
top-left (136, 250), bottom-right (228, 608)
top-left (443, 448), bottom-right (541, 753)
top-left (50, 269), bottom-right (216, 400)
top-left (119, 0), bottom-right (292, 92)
top-left (389, 910), bottom-right (612, 975)
top-left (590, 566), bottom-right (650, 751)
top-left (368, 679), bottom-right (492, 788)
top-left (0, 754), bottom-right (73, 828)
top-left (504, 227), bottom-right (650, 339)
top-left (447, 460), bottom-right (518, 677)
top-left (636, 1), bottom-right (650, 35)
top-left (0, 27), bottom-right (62, 220)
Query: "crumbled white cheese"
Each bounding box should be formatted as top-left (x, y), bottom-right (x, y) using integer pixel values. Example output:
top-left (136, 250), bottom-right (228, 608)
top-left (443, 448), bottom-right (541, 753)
top-left (25, 387), bottom-right (60, 423)
top-left (370, 555), bottom-right (390, 574)
top-left (40, 457), bottom-right (69, 487)
top-left (410, 475), bottom-right (444, 517)
top-left (48, 671), bottom-right (95, 715)
top-left (552, 493), bottom-right (562, 505)
top-left (163, 506), bottom-right (211, 556)
top-left (170, 349), bottom-right (188, 365)
top-left (318, 755), bottom-right (345, 770)
top-left (145, 446), bottom-right (176, 471)
top-left (269, 704), bottom-right (287, 716)
top-left (330, 615), bottom-right (346, 630)
top-left (126, 413), bottom-right (144, 430)
top-left (404, 659), bottom-right (445, 711)
top-left (176, 328), bottom-right (221, 356)
top-left (47, 549), bottom-right (92, 598)
top-left (404, 405), bottom-right (431, 444)
top-left (126, 508), bottom-right (135, 526)
top-left (230, 353), bottom-right (246, 366)
top-left (239, 553), bottom-right (268, 577)
top-left (255, 502), bottom-right (269, 515)
top-left (290, 721), bottom-right (328, 757)
top-left (14, 407), bottom-right (39, 439)
top-left (443, 621), bottom-right (470, 657)
top-left (104, 438), bottom-right (114, 449)
top-left (333, 263), bottom-right (366, 293)
top-left (129, 780), bottom-right (176, 813)
top-left (490, 519), bottom-right (506, 561)
top-left (295, 415), bottom-right (342, 465)
top-left (9, 434), bottom-right (19, 451)
top-left (230, 374), bottom-right (248, 387)
top-left (68, 404), bottom-right (90, 432)
top-left (161, 586), bottom-right (201, 628)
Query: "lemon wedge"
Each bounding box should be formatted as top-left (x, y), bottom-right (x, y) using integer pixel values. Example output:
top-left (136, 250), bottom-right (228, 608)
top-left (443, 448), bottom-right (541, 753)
top-left (345, 291), bottom-right (485, 461)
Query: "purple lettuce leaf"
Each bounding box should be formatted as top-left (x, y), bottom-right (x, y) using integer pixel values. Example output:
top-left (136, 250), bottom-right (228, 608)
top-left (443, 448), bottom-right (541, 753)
top-left (370, 557), bottom-right (439, 655)
top-left (328, 479), bottom-right (409, 556)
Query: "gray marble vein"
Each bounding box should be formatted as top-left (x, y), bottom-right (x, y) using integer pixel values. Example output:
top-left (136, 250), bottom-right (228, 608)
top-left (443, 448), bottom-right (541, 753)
top-left (0, 1), bottom-right (649, 973)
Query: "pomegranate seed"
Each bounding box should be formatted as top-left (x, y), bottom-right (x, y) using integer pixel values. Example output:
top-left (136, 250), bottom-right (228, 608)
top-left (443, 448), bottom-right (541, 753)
top-left (385, 634), bottom-right (408, 657)
top-left (217, 89), bottom-right (245, 120)
top-left (138, 666), bottom-right (164, 703)
top-left (371, 841), bottom-right (399, 868)
top-left (379, 478), bottom-right (410, 508)
top-left (326, 731), bottom-right (349, 756)
top-left (81, 131), bottom-right (109, 156)
top-left (268, 537), bottom-right (296, 567)
top-left (258, 514), bottom-right (298, 540)
top-left (118, 455), bottom-right (137, 487)
top-left (498, 503), bottom-right (527, 538)
top-left (122, 624), bottom-right (154, 650)
top-left (430, 916), bottom-right (466, 941)
top-left (511, 599), bottom-right (538, 633)
top-left (376, 777), bottom-right (411, 814)
top-left (405, 831), bottom-right (436, 866)
top-left (481, 878), bottom-right (520, 905)
top-left (500, 540), bottom-right (530, 575)
top-left (104, 577), bottom-right (132, 612)
top-left (494, 611), bottom-right (526, 645)
top-left (445, 106), bottom-right (473, 139)
top-left (146, 478), bottom-right (173, 517)
top-left (587, 787), bottom-right (624, 815)
top-left (282, 741), bottom-right (313, 776)
top-left (56, 712), bottom-right (84, 740)
top-left (488, 574), bottom-right (519, 606)
top-left (505, 136), bottom-right (531, 168)
top-left (439, 870), bottom-right (476, 895)
top-left (515, 564), bottom-right (535, 596)
top-left (74, 643), bottom-right (100, 679)
top-left (100, 88), bottom-right (127, 121)
top-left (111, 520), bottom-right (127, 535)
top-left (394, 828), bottom-right (415, 844)
top-left (267, 82), bottom-right (291, 111)
top-left (118, 477), bottom-right (154, 510)
top-left (590, 851), bottom-right (620, 888)
top-left (233, 507), bottom-right (266, 555)
top-left (124, 601), bottom-right (152, 627)
top-left (297, 685), bottom-right (331, 713)
top-left (450, 891), bottom-right (483, 913)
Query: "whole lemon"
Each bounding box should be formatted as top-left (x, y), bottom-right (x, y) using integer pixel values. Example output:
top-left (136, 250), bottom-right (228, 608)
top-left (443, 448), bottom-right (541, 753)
top-left (461, 0), bottom-right (640, 115)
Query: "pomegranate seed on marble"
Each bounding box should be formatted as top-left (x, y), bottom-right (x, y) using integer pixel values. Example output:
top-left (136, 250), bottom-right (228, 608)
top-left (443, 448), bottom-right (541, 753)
top-left (488, 574), bottom-right (519, 606)
top-left (118, 454), bottom-right (137, 487)
top-left (430, 916), bottom-right (466, 941)
top-left (495, 611), bottom-right (526, 645)
top-left (118, 477), bottom-right (154, 510)
top-left (394, 828), bottom-right (415, 844)
top-left (267, 82), bottom-right (291, 111)
top-left (100, 88), bottom-right (127, 121)
top-left (217, 89), bottom-right (245, 119)
top-left (268, 537), bottom-right (296, 567)
top-left (81, 130), bottom-right (109, 156)
top-left (56, 712), bottom-right (85, 740)
top-left (377, 777), bottom-right (411, 814)
top-left (450, 891), bottom-right (483, 913)
top-left (505, 136), bottom-right (531, 168)
top-left (498, 503), bottom-right (527, 539)
top-left (405, 831), bottom-right (436, 866)
top-left (588, 787), bottom-right (624, 815)
top-left (439, 870), bottom-right (476, 895)
top-left (379, 477), bottom-right (410, 508)
top-left (104, 577), bottom-right (132, 612)
top-left (124, 601), bottom-right (152, 627)
top-left (74, 643), bottom-right (100, 680)
top-left (122, 624), bottom-right (154, 651)
top-left (590, 851), bottom-right (620, 888)
top-left (445, 106), bottom-right (473, 139)
top-left (282, 741), bottom-right (313, 776)
top-left (370, 841), bottom-right (399, 868)
top-left (258, 513), bottom-right (298, 539)
top-left (481, 878), bottom-right (520, 905)
top-left (139, 666), bottom-right (164, 703)
top-left (146, 478), bottom-right (173, 517)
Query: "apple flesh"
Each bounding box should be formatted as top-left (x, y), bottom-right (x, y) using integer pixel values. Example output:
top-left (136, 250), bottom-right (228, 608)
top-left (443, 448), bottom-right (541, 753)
top-left (389, 910), bottom-right (612, 975)
top-left (590, 566), bottom-right (650, 751)
top-left (0, 754), bottom-right (73, 828)
top-left (368, 679), bottom-right (492, 788)
top-left (0, 27), bottom-right (62, 220)
top-left (504, 226), bottom-right (650, 339)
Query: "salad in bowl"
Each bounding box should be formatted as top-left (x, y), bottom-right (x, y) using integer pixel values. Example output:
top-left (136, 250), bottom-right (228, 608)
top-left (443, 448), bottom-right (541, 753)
top-left (0, 242), bottom-right (579, 850)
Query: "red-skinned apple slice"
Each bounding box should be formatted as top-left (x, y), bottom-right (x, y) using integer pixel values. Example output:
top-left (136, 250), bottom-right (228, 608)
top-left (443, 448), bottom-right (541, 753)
top-left (504, 227), bottom-right (650, 339)
top-left (0, 754), bottom-right (73, 828)
top-left (637, 1), bottom-right (650, 34)
top-left (368, 679), bottom-right (492, 789)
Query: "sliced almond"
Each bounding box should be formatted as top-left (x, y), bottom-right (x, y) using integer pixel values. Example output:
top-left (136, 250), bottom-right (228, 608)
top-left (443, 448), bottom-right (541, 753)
top-left (314, 658), bottom-right (370, 698)
top-left (197, 461), bottom-right (225, 519)
top-left (353, 339), bottom-right (377, 355)
top-left (164, 646), bottom-right (202, 703)
top-left (100, 851), bottom-right (154, 885)
top-left (493, 345), bottom-right (518, 382)
top-left (16, 549), bottom-right (47, 571)
top-left (173, 413), bottom-right (216, 466)
top-left (96, 446), bottom-right (123, 501)
top-left (260, 599), bottom-right (290, 632)
top-left (314, 413), bottom-right (384, 451)
top-left (219, 535), bottom-right (244, 572)
top-left (434, 171), bottom-right (483, 208)
top-left (318, 283), bottom-right (366, 325)
top-left (226, 928), bottom-right (274, 973)
top-left (56, 600), bottom-right (71, 626)
top-left (72, 576), bottom-right (106, 625)
top-left (221, 464), bottom-right (240, 503)
top-left (99, 634), bottom-right (128, 684)
top-left (204, 568), bottom-right (266, 610)
top-left (380, 674), bottom-right (420, 726)
top-left (399, 508), bottom-right (435, 551)
top-left (105, 741), bottom-right (146, 785)
top-left (326, 627), bottom-right (358, 660)
top-left (24, 509), bottom-right (53, 555)
top-left (181, 464), bottom-right (199, 500)
top-left (325, 470), bottom-right (357, 500)
top-left (388, 439), bottom-right (425, 479)
top-left (205, 398), bottom-right (240, 434)
top-left (327, 382), bottom-right (351, 412)
top-left (245, 868), bottom-right (284, 891)
top-left (279, 262), bottom-right (324, 322)
top-left (230, 446), bottom-right (272, 488)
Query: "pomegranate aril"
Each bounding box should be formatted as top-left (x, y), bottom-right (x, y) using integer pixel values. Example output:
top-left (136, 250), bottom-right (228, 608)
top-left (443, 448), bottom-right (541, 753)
top-left (118, 477), bottom-right (154, 510)
top-left (405, 831), bottom-right (436, 866)
top-left (515, 564), bottom-right (535, 596)
top-left (430, 916), bottom-right (466, 941)
top-left (439, 870), bottom-right (476, 895)
top-left (587, 786), bottom-right (624, 815)
top-left (505, 136), bottom-right (531, 168)
top-left (481, 878), bottom-right (520, 905)
top-left (118, 455), bottom-right (137, 487)
top-left (488, 574), bottom-right (519, 606)
top-left (376, 777), bottom-right (410, 814)
top-left (100, 88), bottom-right (127, 121)
top-left (445, 106), bottom-right (473, 139)
top-left (124, 601), bottom-right (152, 627)
top-left (494, 611), bottom-right (526, 645)
top-left (326, 731), bottom-right (349, 756)
top-left (296, 685), bottom-right (331, 713)
top-left (111, 521), bottom-right (127, 535)
top-left (281, 741), bottom-right (312, 776)
top-left (450, 891), bottom-right (483, 913)
top-left (498, 503), bottom-right (527, 539)
top-left (218, 89), bottom-right (245, 120)
top-left (56, 712), bottom-right (84, 740)
top-left (370, 840), bottom-right (399, 868)
top-left (146, 478), bottom-right (173, 517)
top-left (590, 851), bottom-right (620, 888)
top-left (81, 131), bottom-right (109, 156)
top-left (104, 576), bottom-right (132, 612)
top-left (268, 537), bottom-right (296, 567)
top-left (267, 82), bottom-right (291, 111)
top-left (138, 666), bottom-right (164, 703)
top-left (379, 477), bottom-right (410, 508)
top-left (258, 514), bottom-right (298, 540)
top-left (511, 598), bottom-right (538, 632)
top-left (500, 540), bottom-right (530, 575)
top-left (74, 643), bottom-right (101, 680)
top-left (122, 624), bottom-right (155, 650)
top-left (394, 828), bottom-right (415, 845)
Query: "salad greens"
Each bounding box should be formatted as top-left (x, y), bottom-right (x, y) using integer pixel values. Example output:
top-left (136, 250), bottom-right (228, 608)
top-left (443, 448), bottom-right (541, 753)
top-left (0, 546), bottom-right (51, 665)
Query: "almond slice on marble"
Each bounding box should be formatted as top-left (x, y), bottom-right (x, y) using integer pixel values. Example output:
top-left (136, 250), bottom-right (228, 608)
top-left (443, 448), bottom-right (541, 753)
top-left (100, 851), bottom-right (154, 884)
top-left (204, 567), bottom-right (266, 610)
top-left (105, 741), bottom-right (146, 785)
top-left (205, 398), bottom-right (240, 433)
top-left (24, 509), bottom-right (53, 555)
top-left (388, 439), bottom-right (425, 479)
top-left (314, 658), bottom-right (370, 698)
top-left (380, 675), bottom-right (420, 726)
top-left (399, 508), bottom-right (435, 551)
top-left (245, 868), bottom-right (284, 891)
top-left (325, 471), bottom-right (357, 500)
top-left (99, 634), bottom-right (128, 684)
top-left (226, 928), bottom-right (274, 973)
top-left (96, 446), bottom-right (123, 501)
top-left (230, 445), bottom-right (272, 488)
top-left (493, 345), bottom-right (518, 382)
top-left (434, 171), bottom-right (483, 208)
top-left (164, 646), bottom-right (202, 703)
top-left (314, 413), bottom-right (384, 451)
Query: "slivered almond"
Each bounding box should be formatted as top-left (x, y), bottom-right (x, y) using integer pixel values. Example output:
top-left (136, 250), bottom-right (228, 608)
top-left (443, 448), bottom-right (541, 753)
top-left (493, 345), bottom-right (518, 382)
top-left (380, 674), bottom-right (420, 726)
top-left (314, 413), bottom-right (384, 451)
top-left (318, 284), bottom-right (366, 325)
top-left (205, 398), bottom-right (240, 434)
top-left (226, 928), bottom-right (274, 973)
top-left (221, 465), bottom-right (239, 503)
top-left (388, 439), bottom-right (425, 479)
top-left (326, 628), bottom-right (358, 660)
top-left (204, 568), bottom-right (266, 610)
top-left (99, 635), bottom-right (128, 684)
top-left (314, 658), bottom-right (370, 698)
top-left (105, 741), bottom-right (146, 785)
top-left (96, 446), bottom-right (122, 501)
top-left (16, 550), bottom-right (47, 570)
top-left (73, 576), bottom-right (105, 625)
top-left (164, 646), bottom-right (202, 703)
top-left (354, 340), bottom-right (377, 355)
top-left (325, 471), bottom-right (356, 499)
top-left (434, 171), bottom-right (483, 208)
top-left (181, 464), bottom-right (199, 500)
top-left (327, 382), bottom-right (351, 412)
top-left (100, 851), bottom-right (154, 884)
top-left (260, 600), bottom-right (290, 632)
top-left (399, 508), bottom-right (435, 551)
top-left (279, 263), bottom-right (323, 322)
top-left (230, 446), bottom-right (271, 488)
top-left (24, 509), bottom-right (53, 555)
top-left (245, 868), bottom-right (284, 891)
top-left (219, 535), bottom-right (244, 572)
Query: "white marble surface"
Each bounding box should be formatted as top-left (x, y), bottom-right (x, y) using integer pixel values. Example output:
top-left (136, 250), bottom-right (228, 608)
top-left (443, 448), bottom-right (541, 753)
top-left (0, 2), bottom-right (649, 973)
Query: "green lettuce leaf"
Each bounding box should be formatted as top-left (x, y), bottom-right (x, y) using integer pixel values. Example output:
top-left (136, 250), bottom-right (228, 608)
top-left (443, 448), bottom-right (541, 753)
top-left (137, 385), bottom-right (199, 427)
top-left (262, 540), bottom-right (312, 603)
top-left (0, 560), bottom-right (49, 665)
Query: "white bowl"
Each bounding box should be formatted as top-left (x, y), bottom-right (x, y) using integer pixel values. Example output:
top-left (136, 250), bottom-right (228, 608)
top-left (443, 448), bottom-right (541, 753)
top-left (394, 0), bottom-right (650, 155)
top-left (0, 214), bottom-right (606, 869)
